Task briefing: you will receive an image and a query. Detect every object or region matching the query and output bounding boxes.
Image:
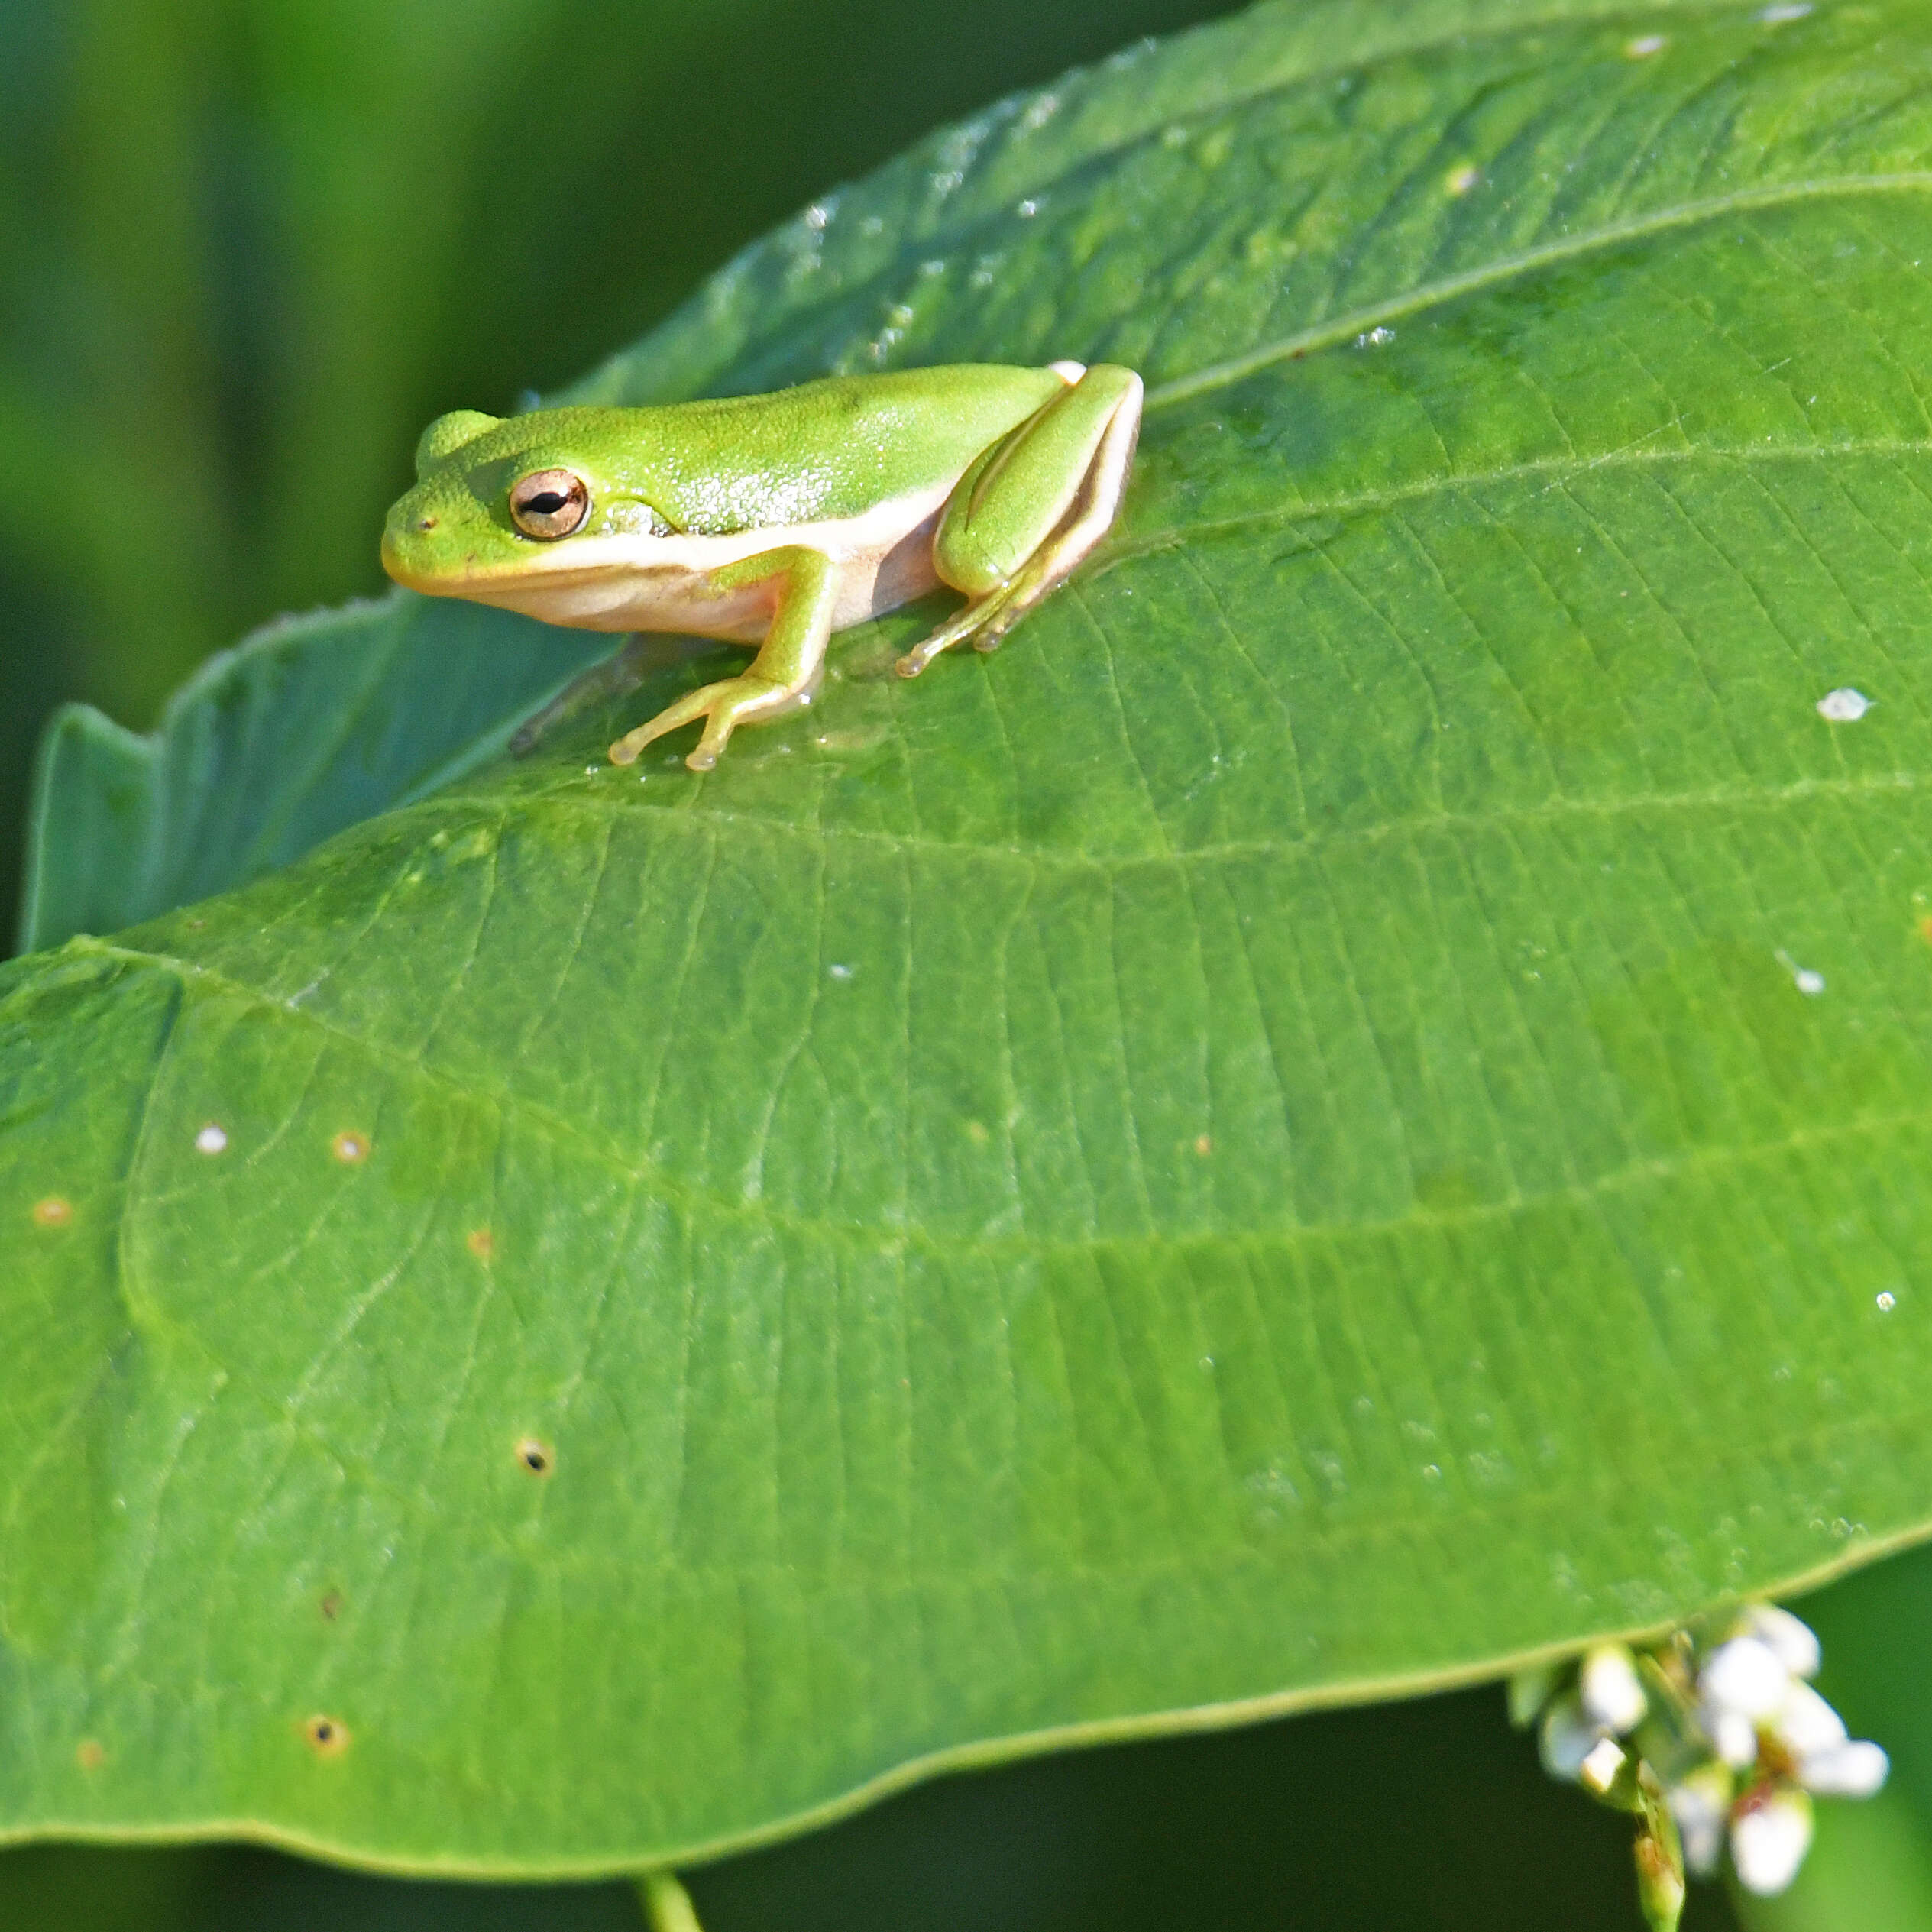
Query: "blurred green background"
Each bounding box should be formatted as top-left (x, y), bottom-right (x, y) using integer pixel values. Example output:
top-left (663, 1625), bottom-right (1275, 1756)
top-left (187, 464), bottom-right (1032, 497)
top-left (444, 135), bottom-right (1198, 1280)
top-left (0, 0), bottom-right (1235, 948)
top-left (0, 1678), bottom-right (1749, 1929)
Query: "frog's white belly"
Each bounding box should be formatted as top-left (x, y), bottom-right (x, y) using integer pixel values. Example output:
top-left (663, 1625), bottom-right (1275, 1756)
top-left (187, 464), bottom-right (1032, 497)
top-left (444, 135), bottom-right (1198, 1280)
top-left (446, 481), bottom-right (953, 641)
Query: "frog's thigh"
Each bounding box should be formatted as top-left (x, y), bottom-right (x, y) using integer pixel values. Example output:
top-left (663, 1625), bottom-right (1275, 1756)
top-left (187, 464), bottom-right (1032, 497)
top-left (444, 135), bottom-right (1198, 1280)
top-left (934, 364), bottom-right (1143, 595)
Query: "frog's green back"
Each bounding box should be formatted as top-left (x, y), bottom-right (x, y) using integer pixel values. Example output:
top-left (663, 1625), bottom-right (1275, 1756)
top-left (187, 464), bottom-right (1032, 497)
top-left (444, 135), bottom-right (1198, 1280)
top-left (456, 365), bottom-right (1067, 536)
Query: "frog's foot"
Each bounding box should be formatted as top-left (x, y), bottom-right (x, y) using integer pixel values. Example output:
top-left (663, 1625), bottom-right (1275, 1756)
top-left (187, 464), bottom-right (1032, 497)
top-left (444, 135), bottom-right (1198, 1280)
top-left (892, 547), bottom-right (1069, 678)
top-left (608, 672), bottom-right (798, 772)
top-left (893, 594), bottom-right (1005, 678)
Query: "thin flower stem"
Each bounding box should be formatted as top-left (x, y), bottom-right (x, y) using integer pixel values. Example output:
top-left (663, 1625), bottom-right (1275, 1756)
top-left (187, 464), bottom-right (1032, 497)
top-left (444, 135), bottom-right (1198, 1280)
top-left (639, 1871), bottom-right (705, 1932)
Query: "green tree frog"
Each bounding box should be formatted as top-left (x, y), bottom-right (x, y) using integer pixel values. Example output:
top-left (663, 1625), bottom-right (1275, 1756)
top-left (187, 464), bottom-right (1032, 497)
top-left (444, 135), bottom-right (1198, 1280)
top-left (382, 361), bottom-right (1143, 769)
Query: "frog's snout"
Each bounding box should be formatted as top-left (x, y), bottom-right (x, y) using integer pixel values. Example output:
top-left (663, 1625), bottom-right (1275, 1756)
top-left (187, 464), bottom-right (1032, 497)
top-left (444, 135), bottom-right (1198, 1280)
top-left (380, 512), bottom-right (422, 587)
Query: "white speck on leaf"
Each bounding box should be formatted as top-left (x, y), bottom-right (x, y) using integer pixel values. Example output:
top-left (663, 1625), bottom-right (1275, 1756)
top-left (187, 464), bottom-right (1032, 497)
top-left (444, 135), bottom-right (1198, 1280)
top-left (827, 963), bottom-right (855, 981)
top-left (1626, 32), bottom-right (1668, 55)
top-left (1756, 1), bottom-right (1811, 21)
top-left (1879, 1290), bottom-right (1898, 1311)
top-left (195, 1124), bottom-right (228, 1155)
top-left (1445, 163), bottom-right (1481, 196)
top-left (1817, 688), bottom-right (1871, 722)
top-left (1775, 950), bottom-right (1825, 995)
top-left (1018, 91), bottom-right (1060, 132)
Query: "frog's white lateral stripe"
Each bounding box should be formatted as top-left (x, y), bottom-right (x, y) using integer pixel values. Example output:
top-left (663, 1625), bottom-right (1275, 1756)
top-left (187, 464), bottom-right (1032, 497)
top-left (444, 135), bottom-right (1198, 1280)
top-left (395, 479), bottom-right (960, 639)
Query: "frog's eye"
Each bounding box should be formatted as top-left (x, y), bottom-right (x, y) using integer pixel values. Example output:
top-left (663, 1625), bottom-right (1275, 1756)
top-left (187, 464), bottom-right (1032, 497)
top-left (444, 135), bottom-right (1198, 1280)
top-left (509, 468), bottom-right (591, 539)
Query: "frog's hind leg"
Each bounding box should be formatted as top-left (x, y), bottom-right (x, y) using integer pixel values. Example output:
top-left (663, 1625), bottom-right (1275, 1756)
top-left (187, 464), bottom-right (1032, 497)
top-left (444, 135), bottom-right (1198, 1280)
top-left (896, 364), bottom-right (1142, 679)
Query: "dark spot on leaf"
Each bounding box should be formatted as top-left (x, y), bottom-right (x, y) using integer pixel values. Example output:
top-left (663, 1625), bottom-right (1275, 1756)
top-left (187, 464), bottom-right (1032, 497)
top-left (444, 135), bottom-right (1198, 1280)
top-left (32, 1196), bottom-right (71, 1227)
top-left (516, 1437), bottom-right (553, 1477)
top-left (319, 1590), bottom-right (341, 1622)
top-left (303, 1714), bottom-right (349, 1757)
top-left (76, 1739), bottom-right (105, 1771)
top-left (467, 1227), bottom-right (495, 1260)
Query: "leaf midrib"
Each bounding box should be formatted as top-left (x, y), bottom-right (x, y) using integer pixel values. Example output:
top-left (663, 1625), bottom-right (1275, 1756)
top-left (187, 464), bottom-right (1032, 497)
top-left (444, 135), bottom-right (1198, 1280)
top-left (55, 927), bottom-right (1932, 1265)
top-left (537, 765), bottom-right (1925, 875)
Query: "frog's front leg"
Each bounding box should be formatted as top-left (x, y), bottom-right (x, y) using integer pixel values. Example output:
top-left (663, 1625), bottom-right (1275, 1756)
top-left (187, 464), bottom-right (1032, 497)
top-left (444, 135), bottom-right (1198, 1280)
top-left (607, 546), bottom-right (840, 772)
top-left (896, 362), bottom-right (1143, 679)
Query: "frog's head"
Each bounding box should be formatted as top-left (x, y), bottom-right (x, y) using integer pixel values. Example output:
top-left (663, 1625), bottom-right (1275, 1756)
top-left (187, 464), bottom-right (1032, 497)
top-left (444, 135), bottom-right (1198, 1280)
top-left (381, 406), bottom-right (674, 617)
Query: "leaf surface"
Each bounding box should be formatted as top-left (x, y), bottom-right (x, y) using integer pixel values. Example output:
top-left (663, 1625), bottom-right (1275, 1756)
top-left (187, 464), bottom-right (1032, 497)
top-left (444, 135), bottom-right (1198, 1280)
top-left (10, 0), bottom-right (1932, 1874)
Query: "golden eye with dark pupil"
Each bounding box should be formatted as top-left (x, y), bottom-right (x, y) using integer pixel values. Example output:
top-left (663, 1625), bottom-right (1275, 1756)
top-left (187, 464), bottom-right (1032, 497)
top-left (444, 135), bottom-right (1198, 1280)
top-left (509, 468), bottom-right (591, 539)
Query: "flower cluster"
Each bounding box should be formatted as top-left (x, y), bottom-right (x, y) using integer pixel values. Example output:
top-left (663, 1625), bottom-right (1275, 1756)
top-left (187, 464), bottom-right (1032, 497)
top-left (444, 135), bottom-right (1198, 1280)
top-left (1511, 1604), bottom-right (1887, 1929)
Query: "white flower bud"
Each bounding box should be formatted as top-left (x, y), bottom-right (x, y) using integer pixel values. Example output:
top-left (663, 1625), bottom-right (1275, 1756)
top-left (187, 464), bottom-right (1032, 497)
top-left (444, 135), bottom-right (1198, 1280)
top-left (1580, 1735), bottom-right (1627, 1796)
top-left (1730, 1786), bottom-right (1814, 1895)
top-left (1540, 1693), bottom-right (1610, 1782)
top-left (1581, 1644), bottom-right (1648, 1733)
top-left (1772, 1681), bottom-right (1847, 1757)
top-left (1704, 1704), bottom-right (1761, 1769)
top-left (1701, 1636), bottom-right (1789, 1719)
top-left (1799, 1739), bottom-right (1889, 1798)
top-left (1668, 1766), bottom-right (1733, 1878)
top-left (1745, 1605), bottom-right (1822, 1679)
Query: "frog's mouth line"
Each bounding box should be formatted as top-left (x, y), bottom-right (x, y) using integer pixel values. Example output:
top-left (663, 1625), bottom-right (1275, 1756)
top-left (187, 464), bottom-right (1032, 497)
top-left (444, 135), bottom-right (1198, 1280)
top-left (380, 529), bottom-right (701, 606)
top-left (381, 481), bottom-right (953, 603)
top-left (380, 530), bottom-right (788, 639)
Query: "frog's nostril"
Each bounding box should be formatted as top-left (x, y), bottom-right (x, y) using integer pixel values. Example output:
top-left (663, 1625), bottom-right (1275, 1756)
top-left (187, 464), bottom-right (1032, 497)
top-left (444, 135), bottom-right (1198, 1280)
top-left (416, 516), bottom-right (438, 532)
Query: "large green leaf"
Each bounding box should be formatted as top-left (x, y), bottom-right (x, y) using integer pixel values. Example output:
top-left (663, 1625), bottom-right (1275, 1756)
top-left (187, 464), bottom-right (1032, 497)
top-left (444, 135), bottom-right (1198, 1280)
top-left (8, 0), bottom-right (1932, 1877)
top-left (17, 600), bottom-right (613, 952)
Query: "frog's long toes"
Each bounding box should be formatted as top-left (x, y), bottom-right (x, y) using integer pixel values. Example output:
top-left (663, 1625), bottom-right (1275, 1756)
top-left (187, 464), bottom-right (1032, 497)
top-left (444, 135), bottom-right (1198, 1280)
top-left (896, 627), bottom-right (968, 678)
